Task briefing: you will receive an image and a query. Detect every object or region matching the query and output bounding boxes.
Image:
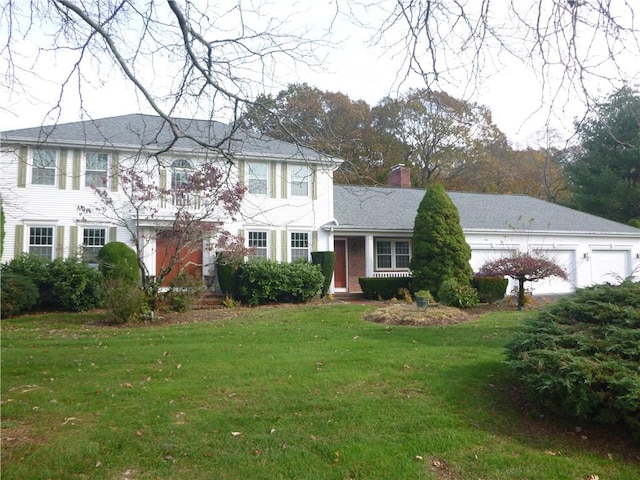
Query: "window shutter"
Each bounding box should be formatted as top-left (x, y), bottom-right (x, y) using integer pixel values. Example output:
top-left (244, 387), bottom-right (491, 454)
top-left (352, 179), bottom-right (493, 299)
top-left (69, 226), bottom-right (78, 258)
top-left (281, 163), bottom-right (288, 199)
top-left (312, 231), bottom-right (318, 252)
top-left (270, 230), bottom-right (277, 260)
top-left (14, 225), bottom-right (24, 257)
top-left (238, 160), bottom-right (246, 186)
top-left (312, 168), bottom-right (318, 200)
top-left (18, 147), bottom-right (27, 188)
top-left (58, 149), bottom-right (67, 190)
top-left (159, 168), bottom-right (167, 189)
top-left (56, 225), bottom-right (65, 258)
top-left (281, 230), bottom-right (288, 262)
top-left (270, 163), bottom-right (277, 198)
top-left (237, 228), bottom-right (245, 244)
top-left (111, 153), bottom-right (119, 192)
top-left (72, 150), bottom-right (81, 190)
top-left (109, 227), bottom-right (117, 242)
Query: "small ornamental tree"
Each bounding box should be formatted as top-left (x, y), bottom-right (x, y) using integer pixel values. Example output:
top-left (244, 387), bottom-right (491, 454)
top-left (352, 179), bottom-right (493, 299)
top-left (479, 252), bottom-right (568, 309)
top-left (410, 183), bottom-right (473, 296)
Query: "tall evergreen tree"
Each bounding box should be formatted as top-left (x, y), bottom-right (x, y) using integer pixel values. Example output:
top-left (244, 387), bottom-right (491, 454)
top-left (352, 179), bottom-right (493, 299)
top-left (567, 86), bottom-right (640, 225)
top-left (410, 183), bottom-right (473, 296)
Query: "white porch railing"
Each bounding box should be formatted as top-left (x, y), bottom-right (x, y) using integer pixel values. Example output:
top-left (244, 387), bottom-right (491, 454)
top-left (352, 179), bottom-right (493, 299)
top-left (373, 271), bottom-right (412, 278)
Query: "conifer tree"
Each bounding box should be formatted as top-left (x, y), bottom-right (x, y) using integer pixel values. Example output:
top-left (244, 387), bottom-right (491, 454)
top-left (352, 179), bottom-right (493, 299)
top-left (410, 183), bottom-right (473, 296)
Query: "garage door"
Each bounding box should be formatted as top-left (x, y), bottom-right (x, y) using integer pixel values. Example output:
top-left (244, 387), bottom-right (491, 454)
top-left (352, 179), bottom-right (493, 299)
top-left (591, 250), bottom-right (630, 285)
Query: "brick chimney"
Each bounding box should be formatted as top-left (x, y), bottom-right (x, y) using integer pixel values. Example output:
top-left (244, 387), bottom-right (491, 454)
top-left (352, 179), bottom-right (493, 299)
top-left (387, 164), bottom-right (411, 188)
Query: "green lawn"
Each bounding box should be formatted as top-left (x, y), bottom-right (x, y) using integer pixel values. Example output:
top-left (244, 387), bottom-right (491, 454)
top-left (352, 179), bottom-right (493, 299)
top-left (1, 304), bottom-right (638, 479)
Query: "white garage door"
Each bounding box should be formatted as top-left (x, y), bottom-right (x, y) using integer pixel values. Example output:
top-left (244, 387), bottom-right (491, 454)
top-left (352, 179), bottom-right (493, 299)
top-left (591, 250), bottom-right (631, 285)
top-left (533, 250), bottom-right (576, 295)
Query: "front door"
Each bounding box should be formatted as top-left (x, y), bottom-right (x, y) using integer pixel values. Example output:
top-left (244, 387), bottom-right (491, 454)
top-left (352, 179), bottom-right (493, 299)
top-left (156, 231), bottom-right (203, 286)
top-left (334, 239), bottom-right (347, 290)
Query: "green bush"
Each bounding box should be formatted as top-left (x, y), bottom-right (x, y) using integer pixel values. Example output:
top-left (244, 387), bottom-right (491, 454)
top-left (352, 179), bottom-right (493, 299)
top-left (506, 281), bottom-right (640, 438)
top-left (48, 258), bottom-right (103, 311)
top-left (311, 251), bottom-right (335, 298)
top-left (2, 254), bottom-right (52, 307)
top-left (98, 242), bottom-right (139, 284)
top-left (166, 273), bottom-right (205, 312)
top-left (358, 277), bottom-right (412, 300)
top-left (1, 274), bottom-right (39, 318)
top-left (101, 277), bottom-right (146, 324)
top-left (238, 260), bottom-right (323, 306)
top-left (2, 254), bottom-right (101, 311)
top-left (216, 252), bottom-right (242, 298)
top-left (472, 274), bottom-right (509, 304)
top-left (437, 278), bottom-right (479, 309)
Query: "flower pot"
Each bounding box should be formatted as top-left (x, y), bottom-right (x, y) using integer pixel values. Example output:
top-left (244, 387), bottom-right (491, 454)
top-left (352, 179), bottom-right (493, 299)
top-left (416, 297), bottom-right (430, 309)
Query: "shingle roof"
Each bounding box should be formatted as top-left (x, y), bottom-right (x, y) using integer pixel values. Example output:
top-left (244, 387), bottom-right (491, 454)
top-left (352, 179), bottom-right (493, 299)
top-left (1, 114), bottom-right (336, 162)
top-left (333, 185), bottom-right (640, 235)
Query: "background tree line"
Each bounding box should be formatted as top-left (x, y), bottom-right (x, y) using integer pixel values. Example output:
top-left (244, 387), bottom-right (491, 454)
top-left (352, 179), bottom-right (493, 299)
top-left (243, 83), bottom-right (640, 226)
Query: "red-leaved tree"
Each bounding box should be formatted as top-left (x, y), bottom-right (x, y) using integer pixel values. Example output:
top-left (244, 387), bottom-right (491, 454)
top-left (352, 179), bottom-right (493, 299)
top-left (479, 252), bottom-right (568, 309)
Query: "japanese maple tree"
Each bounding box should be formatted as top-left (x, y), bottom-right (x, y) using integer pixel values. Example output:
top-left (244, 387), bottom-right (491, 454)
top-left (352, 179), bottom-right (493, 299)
top-left (479, 252), bottom-right (568, 309)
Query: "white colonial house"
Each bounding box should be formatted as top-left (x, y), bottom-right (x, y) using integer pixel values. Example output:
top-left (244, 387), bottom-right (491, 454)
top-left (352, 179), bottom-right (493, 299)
top-left (0, 114), bottom-right (341, 285)
top-left (2, 115), bottom-right (639, 296)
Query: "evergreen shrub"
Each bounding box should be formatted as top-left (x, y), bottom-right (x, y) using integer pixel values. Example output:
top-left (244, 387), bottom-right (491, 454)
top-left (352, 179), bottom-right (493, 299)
top-left (98, 242), bottom-right (139, 284)
top-left (506, 281), bottom-right (640, 438)
top-left (311, 251), bottom-right (336, 298)
top-left (1, 274), bottom-right (39, 318)
top-left (238, 260), bottom-right (323, 306)
top-left (48, 258), bottom-right (103, 311)
top-left (472, 274), bottom-right (509, 303)
top-left (358, 277), bottom-right (412, 300)
top-left (2, 254), bottom-right (52, 307)
top-left (101, 277), bottom-right (146, 324)
top-left (216, 252), bottom-right (242, 298)
top-left (437, 278), bottom-right (479, 309)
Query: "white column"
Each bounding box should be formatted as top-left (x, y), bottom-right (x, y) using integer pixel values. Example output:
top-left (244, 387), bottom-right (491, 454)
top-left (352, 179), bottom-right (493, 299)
top-left (365, 234), bottom-right (374, 277)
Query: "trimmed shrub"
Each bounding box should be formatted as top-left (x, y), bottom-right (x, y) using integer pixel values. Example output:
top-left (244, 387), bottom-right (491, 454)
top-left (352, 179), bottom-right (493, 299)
top-left (506, 281), bottom-right (640, 438)
top-left (48, 258), bottom-right (103, 311)
top-left (472, 275), bottom-right (509, 304)
top-left (358, 277), bottom-right (412, 300)
top-left (238, 260), bottom-right (323, 306)
top-left (98, 242), bottom-right (139, 284)
top-left (101, 277), bottom-right (146, 324)
top-left (2, 254), bottom-right (52, 307)
top-left (1, 274), bottom-right (39, 318)
top-left (311, 251), bottom-right (335, 298)
top-left (437, 278), bottom-right (479, 309)
top-left (216, 252), bottom-right (242, 298)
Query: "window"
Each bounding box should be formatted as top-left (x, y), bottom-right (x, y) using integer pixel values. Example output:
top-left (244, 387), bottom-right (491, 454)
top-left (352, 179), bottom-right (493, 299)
top-left (247, 162), bottom-right (268, 195)
top-left (291, 165), bottom-right (309, 196)
top-left (29, 227), bottom-right (54, 259)
top-left (32, 149), bottom-right (56, 185)
top-left (85, 152), bottom-right (109, 188)
top-left (291, 232), bottom-right (309, 262)
top-left (82, 228), bottom-right (107, 264)
top-left (171, 159), bottom-right (192, 189)
top-left (376, 240), bottom-right (411, 270)
top-left (248, 231), bottom-right (268, 259)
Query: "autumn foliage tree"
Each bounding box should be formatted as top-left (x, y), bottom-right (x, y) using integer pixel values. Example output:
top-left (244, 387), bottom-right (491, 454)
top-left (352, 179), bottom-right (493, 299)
top-left (479, 252), bottom-right (568, 310)
top-left (410, 183), bottom-right (473, 296)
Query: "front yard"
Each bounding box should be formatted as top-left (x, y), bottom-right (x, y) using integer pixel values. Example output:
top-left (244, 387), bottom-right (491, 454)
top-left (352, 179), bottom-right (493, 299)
top-left (1, 303), bottom-right (638, 479)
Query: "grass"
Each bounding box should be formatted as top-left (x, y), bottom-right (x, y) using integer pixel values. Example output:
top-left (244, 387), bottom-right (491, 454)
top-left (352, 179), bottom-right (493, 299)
top-left (1, 304), bottom-right (638, 479)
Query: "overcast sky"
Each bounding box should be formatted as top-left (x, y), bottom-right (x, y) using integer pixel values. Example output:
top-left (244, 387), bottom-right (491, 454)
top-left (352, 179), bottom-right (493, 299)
top-left (1, 1), bottom-right (638, 148)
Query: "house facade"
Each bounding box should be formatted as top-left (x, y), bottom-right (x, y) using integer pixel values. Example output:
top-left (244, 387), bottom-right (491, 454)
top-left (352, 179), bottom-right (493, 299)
top-left (0, 115), bottom-right (341, 282)
top-left (329, 166), bottom-right (640, 296)
top-left (2, 116), bottom-right (639, 297)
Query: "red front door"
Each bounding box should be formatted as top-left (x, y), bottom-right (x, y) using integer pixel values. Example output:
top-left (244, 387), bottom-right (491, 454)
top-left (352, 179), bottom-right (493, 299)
top-left (156, 231), bottom-right (203, 286)
top-left (334, 239), bottom-right (347, 289)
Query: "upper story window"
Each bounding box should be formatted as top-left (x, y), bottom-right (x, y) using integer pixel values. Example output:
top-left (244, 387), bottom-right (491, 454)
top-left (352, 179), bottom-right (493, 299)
top-left (29, 226), bottom-right (54, 259)
top-left (171, 159), bottom-right (193, 189)
top-left (290, 232), bottom-right (309, 262)
top-left (291, 165), bottom-right (309, 197)
top-left (32, 149), bottom-right (57, 185)
top-left (376, 240), bottom-right (411, 270)
top-left (85, 152), bottom-right (109, 188)
top-left (247, 162), bottom-right (268, 195)
top-left (248, 231), bottom-right (268, 259)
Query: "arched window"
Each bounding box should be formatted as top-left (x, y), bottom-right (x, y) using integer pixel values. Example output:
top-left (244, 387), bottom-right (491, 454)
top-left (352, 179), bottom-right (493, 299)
top-left (171, 159), bottom-right (192, 189)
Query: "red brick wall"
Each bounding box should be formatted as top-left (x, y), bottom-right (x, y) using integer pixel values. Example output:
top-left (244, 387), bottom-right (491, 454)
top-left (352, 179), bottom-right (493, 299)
top-left (347, 237), bottom-right (366, 292)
